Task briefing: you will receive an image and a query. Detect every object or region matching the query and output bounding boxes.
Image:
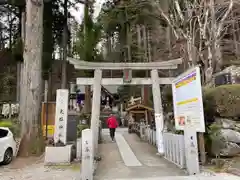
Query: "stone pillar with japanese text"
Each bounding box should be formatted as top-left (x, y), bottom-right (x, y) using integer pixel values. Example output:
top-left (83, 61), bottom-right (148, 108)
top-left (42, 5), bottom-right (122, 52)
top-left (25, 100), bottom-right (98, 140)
top-left (54, 89), bottom-right (69, 145)
top-left (81, 129), bottom-right (94, 180)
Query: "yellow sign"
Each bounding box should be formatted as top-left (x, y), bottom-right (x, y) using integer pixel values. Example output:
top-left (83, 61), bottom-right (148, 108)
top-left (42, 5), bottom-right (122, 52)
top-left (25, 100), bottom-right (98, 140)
top-left (42, 125), bottom-right (54, 137)
top-left (177, 98), bottom-right (198, 106)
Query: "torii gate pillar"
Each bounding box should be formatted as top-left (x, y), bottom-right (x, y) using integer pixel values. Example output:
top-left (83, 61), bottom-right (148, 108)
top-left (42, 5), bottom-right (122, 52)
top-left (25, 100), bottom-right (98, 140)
top-left (90, 69), bottom-right (102, 156)
top-left (151, 69), bottom-right (164, 155)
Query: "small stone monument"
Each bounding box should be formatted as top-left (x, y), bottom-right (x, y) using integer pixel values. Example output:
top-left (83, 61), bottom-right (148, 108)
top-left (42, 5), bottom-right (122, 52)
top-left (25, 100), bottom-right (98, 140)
top-left (44, 89), bottom-right (73, 165)
top-left (81, 129), bottom-right (94, 180)
top-left (184, 117), bottom-right (200, 175)
top-left (54, 89), bottom-right (69, 145)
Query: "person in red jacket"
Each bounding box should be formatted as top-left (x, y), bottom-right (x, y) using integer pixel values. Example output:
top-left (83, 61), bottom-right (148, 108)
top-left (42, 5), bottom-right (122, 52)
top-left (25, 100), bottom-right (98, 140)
top-left (107, 114), bottom-right (118, 142)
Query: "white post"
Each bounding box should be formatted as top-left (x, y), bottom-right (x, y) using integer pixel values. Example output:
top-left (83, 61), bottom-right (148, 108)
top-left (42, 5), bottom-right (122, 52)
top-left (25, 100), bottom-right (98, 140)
top-left (151, 69), bottom-right (164, 154)
top-left (90, 69), bottom-right (102, 156)
top-left (184, 120), bottom-right (200, 175)
top-left (81, 129), bottom-right (94, 180)
top-left (120, 103), bottom-right (123, 115)
top-left (44, 80), bottom-right (48, 102)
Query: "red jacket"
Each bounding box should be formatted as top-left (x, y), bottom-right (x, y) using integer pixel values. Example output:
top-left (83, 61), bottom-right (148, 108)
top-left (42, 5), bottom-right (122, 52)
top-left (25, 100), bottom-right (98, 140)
top-left (107, 115), bottom-right (118, 128)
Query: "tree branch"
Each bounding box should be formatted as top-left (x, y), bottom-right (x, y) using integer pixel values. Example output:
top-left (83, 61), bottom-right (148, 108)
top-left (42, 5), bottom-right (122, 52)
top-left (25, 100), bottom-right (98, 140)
top-left (152, 0), bottom-right (179, 39)
top-left (216, 0), bottom-right (233, 37)
top-left (174, 0), bottom-right (184, 23)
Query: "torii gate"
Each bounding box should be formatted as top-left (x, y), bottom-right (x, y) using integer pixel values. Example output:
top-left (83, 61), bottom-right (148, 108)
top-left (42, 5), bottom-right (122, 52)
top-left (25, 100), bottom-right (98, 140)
top-left (67, 57), bottom-right (182, 156)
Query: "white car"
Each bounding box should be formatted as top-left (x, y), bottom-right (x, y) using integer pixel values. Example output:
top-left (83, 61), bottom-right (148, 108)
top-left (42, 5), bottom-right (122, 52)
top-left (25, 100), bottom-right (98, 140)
top-left (0, 127), bottom-right (16, 165)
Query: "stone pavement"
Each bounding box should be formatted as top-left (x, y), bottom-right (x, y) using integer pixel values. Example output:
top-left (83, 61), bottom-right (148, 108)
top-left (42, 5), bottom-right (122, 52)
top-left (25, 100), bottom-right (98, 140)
top-left (94, 128), bottom-right (185, 180)
top-left (94, 128), bottom-right (240, 180)
top-left (111, 174), bottom-right (240, 180)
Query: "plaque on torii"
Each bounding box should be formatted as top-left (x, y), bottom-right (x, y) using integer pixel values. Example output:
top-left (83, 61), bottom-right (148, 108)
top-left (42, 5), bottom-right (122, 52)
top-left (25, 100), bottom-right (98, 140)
top-left (123, 69), bottom-right (132, 83)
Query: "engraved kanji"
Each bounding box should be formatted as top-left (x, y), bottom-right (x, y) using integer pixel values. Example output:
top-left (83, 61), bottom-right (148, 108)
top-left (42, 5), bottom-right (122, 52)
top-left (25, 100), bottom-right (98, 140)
top-left (60, 109), bottom-right (64, 114)
top-left (85, 147), bottom-right (90, 152)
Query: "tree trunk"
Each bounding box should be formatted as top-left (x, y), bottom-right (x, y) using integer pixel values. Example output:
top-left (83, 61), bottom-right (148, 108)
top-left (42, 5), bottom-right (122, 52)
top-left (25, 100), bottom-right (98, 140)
top-left (232, 12), bottom-right (240, 57)
top-left (83, 1), bottom-right (92, 114)
top-left (19, 9), bottom-right (25, 142)
top-left (19, 0), bottom-right (44, 156)
top-left (61, 0), bottom-right (68, 89)
top-left (214, 41), bottom-right (222, 72)
top-left (163, 0), bottom-right (172, 57)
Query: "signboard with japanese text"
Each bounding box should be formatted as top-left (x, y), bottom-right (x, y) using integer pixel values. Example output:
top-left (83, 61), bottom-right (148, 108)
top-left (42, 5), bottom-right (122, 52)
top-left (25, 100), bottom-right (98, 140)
top-left (54, 89), bottom-right (69, 144)
top-left (172, 67), bottom-right (205, 132)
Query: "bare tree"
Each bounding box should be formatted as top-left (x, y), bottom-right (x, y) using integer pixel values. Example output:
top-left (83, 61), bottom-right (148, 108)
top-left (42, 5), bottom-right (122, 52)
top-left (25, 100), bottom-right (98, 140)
top-left (208, 0), bottom-right (233, 73)
top-left (153, 0), bottom-right (233, 80)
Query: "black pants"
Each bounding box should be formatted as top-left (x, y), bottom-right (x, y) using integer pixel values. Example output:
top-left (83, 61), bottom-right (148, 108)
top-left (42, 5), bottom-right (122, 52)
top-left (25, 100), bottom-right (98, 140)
top-left (109, 128), bottom-right (116, 140)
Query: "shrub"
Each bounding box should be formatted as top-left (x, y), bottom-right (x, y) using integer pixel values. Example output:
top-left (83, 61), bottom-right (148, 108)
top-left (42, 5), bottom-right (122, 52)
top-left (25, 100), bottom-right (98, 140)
top-left (203, 85), bottom-right (240, 117)
top-left (78, 113), bottom-right (91, 125)
top-left (0, 119), bottom-right (21, 137)
top-left (205, 123), bottom-right (225, 157)
top-left (156, 85), bottom-right (240, 120)
top-left (77, 124), bottom-right (89, 138)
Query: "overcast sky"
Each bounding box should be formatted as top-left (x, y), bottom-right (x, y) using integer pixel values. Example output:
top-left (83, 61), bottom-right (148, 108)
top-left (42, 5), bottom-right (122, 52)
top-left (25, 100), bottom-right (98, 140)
top-left (70, 0), bottom-right (105, 23)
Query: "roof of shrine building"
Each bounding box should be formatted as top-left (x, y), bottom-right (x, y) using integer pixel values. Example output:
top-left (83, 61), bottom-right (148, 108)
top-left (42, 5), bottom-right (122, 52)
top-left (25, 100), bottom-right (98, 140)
top-left (126, 104), bottom-right (154, 112)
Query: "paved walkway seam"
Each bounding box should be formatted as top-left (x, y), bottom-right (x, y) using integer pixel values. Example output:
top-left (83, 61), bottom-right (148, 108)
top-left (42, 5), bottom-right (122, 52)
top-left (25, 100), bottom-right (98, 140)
top-left (115, 133), bottom-right (142, 167)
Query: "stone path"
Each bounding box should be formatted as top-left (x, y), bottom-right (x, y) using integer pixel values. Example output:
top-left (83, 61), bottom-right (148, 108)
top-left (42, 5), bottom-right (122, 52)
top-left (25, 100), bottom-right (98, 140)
top-left (95, 128), bottom-right (240, 180)
top-left (109, 175), bottom-right (240, 180)
top-left (115, 133), bottom-right (142, 166)
top-left (95, 128), bottom-right (185, 180)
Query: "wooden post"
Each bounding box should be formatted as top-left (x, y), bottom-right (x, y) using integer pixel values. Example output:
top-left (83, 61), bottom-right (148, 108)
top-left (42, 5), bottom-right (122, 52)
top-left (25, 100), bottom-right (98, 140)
top-left (198, 132), bottom-right (206, 165)
top-left (145, 110), bottom-right (148, 125)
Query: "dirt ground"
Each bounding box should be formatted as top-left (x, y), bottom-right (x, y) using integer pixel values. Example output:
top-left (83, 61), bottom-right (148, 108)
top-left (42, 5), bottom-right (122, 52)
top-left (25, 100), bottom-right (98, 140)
top-left (0, 156), bottom-right (80, 180)
top-left (1, 156), bottom-right (43, 170)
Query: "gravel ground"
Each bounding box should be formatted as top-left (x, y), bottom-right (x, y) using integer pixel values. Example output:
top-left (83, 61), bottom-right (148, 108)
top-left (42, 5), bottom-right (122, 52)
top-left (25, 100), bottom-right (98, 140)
top-left (0, 161), bottom-right (80, 180)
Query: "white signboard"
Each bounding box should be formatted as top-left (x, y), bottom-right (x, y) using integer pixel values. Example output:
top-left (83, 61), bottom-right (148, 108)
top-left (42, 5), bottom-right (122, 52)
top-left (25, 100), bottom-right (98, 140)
top-left (81, 129), bottom-right (93, 180)
top-left (54, 89), bottom-right (69, 144)
top-left (172, 67), bottom-right (205, 132)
